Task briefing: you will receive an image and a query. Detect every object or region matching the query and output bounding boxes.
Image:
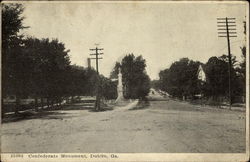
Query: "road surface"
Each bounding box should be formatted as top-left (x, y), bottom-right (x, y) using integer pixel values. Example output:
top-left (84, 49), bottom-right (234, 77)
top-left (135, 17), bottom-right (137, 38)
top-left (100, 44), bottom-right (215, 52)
top-left (1, 92), bottom-right (245, 153)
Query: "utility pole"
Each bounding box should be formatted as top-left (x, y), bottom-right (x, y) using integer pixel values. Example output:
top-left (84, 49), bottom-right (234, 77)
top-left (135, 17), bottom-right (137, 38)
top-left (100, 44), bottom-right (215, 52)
top-left (217, 17), bottom-right (237, 109)
top-left (89, 46), bottom-right (104, 111)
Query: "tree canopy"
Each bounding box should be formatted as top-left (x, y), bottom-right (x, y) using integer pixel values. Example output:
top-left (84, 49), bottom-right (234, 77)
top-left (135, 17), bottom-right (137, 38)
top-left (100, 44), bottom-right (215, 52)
top-left (157, 55), bottom-right (245, 103)
top-left (158, 58), bottom-right (201, 98)
top-left (2, 4), bottom-right (27, 48)
top-left (111, 54), bottom-right (150, 99)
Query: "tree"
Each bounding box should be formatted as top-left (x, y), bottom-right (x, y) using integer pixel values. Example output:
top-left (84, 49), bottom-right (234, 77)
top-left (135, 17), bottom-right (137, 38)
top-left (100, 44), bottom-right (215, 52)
top-left (219, 54), bottom-right (237, 67)
top-left (110, 62), bottom-right (120, 79)
top-left (111, 54), bottom-right (150, 99)
top-left (99, 76), bottom-right (117, 100)
top-left (203, 20), bottom-right (247, 104)
top-left (65, 65), bottom-right (117, 101)
top-left (2, 4), bottom-right (27, 48)
top-left (231, 21), bottom-right (246, 102)
top-left (84, 68), bottom-right (99, 96)
top-left (150, 80), bottom-right (161, 90)
top-left (204, 55), bottom-right (242, 103)
top-left (204, 57), bottom-right (229, 98)
top-left (158, 58), bottom-right (201, 99)
top-left (2, 3), bottom-right (27, 114)
top-left (35, 38), bottom-right (71, 107)
top-left (3, 33), bottom-right (72, 112)
top-left (66, 65), bottom-right (98, 98)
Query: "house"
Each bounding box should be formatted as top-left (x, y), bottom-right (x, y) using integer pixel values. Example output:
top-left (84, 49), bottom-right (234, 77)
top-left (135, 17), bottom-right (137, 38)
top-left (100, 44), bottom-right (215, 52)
top-left (197, 64), bottom-right (206, 83)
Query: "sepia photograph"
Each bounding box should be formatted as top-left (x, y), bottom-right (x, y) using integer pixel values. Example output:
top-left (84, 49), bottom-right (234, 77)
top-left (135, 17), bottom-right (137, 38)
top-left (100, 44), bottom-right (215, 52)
top-left (1, 1), bottom-right (249, 161)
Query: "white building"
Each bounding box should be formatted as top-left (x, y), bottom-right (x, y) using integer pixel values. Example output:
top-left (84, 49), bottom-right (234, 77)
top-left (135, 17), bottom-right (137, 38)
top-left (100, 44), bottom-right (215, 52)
top-left (197, 65), bottom-right (206, 83)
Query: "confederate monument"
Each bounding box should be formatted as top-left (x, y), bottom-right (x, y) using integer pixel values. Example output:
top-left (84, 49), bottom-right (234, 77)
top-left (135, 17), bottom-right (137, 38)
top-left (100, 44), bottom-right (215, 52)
top-left (115, 67), bottom-right (124, 102)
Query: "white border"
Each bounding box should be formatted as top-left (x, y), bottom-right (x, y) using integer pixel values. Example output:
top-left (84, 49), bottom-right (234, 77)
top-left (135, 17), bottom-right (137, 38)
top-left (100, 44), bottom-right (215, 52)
top-left (1, 1), bottom-right (249, 162)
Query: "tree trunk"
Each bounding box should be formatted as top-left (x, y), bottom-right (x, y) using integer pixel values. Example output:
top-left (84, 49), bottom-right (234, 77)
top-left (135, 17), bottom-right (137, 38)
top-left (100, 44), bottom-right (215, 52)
top-left (59, 98), bottom-right (61, 107)
top-left (35, 97), bottom-right (38, 111)
top-left (51, 99), bottom-right (54, 109)
top-left (56, 98), bottom-right (60, 109)
top-left (41, 97), bottom-right (44, 109)
top-left (15, 95), bottom-right (20, 115)
top-left (1, 98), bottom-right (4, 118)
top-left (47, 98), bottom-right (50, 109)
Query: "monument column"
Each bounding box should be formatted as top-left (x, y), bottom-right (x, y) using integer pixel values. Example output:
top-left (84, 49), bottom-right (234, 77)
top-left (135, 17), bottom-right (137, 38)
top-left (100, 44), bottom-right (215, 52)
top-left (116, 67), bottom-right (124, 102)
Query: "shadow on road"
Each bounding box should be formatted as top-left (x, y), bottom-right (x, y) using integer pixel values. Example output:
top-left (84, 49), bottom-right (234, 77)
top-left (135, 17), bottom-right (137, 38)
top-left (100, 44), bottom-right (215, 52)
top-left (88, 107), bottom-right (114, 112)
top-left (128, 100), bottom-right (150, 111)
top-left (61, 103), bottom-right (94, 111)
top-left (2, 102), bottom-right (115, 123)
top-left (2, 111), bottom-right (71, 123)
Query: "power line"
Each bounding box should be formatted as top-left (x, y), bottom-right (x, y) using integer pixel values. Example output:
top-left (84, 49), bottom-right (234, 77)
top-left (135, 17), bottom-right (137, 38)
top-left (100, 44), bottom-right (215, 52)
top-left (89, 46), bottom-right (104, 111)
top-left (217, 17), bottom-right (237, 109)
top-left (89, 47), bottom-right (103, 74)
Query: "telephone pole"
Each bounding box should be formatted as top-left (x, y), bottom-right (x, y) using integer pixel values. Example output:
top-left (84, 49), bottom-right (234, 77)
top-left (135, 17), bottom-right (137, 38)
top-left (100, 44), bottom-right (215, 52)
top-left (217, 17), bottom-right (237, 109)
top-left (90, 46), bottom-right (104, 111)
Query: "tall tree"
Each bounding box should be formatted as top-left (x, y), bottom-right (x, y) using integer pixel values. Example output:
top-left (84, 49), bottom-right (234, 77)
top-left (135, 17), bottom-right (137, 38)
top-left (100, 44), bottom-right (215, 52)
top-left (204, 55), bottom-right (243, 103)
top-left (21, 38), bottom-right (71, 107)
top-left (158, 58), bottom-right (201, 99)
top-left (204, 57), bottom-right (229, 98)
top-left (111, 54), bottom-right (150, 99)
top-left (2, 3), bottom-right (27, 114)
top-left (2, 4), bottom-right (26, 48)
top-left (99, 76), bottom-right (117, 100)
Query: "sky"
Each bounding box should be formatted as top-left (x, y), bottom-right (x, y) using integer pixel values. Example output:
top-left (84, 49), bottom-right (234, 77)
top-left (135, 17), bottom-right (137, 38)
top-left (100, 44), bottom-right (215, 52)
top-left (18, 1), bottom-right (247, 80)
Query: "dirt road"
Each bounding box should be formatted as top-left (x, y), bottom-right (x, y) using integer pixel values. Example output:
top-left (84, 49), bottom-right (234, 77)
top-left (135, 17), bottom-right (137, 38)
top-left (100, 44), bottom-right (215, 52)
top-left (1, 97), bottom-right (245, 153)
